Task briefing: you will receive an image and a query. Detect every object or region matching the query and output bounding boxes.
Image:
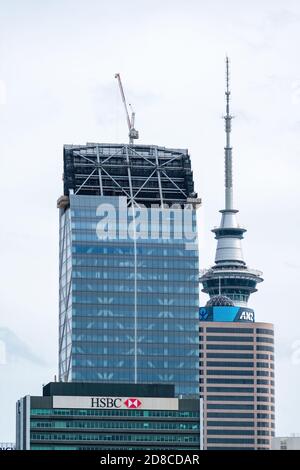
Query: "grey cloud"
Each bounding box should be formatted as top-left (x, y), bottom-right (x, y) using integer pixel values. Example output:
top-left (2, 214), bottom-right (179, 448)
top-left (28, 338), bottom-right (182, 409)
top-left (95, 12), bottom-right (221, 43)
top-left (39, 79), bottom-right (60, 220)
top-left (0, 328), bottom-right (46, 366)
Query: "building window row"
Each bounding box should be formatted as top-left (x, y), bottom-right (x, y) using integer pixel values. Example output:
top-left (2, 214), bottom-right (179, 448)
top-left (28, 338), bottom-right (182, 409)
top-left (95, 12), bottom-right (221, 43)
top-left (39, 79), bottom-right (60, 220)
top-left (256, 371), bottom-right (275, 377)
top-left (207, 446), bottom-right (255, 450)
top-left (206, 378), bottom-right (254, 384)
top-left (206, 344), bottom-right (254, 351)
top-left (257, 438), bottom-right (270, 445)
top-left (256, 362), bottom-right (274, 369)
top-left (30, 433), bottom-right (199, 443)
top-left (206, 387), bottom-right (254, 393)
top-left (206, 353), bottom-right (254, 359)
top-left (30, 420), bottom-right (199, 431)
top-left (206, 336), bottom-right (254, 343)
top-left (207, 429), bottom-right (254, 435)
top-left (207, 438), bottom-right (255, 444)
top-left (205, 370), bottom-right (254, 376)
top-left (207, 412), bottom-right (254, 419)
top-left (207, 396), bottom-right (254, 402)
top-left (257, 345), bottom-right (274, 352)
top-left (256, 337), bottom-right (274, 344)
top-left (207, 421), bottom-right (254, 427)
top-left (207, 404), bottom-right (254, 410)
top-left (206, 361), bottom-right (254, 368)
top-left (30, 409), bottom-right (198, 418)
top-left (257, 413), bottom-right (275, 419)
top-left (206, 328), bottom-right (254, 334)
top-left (256, 329), bottom-right (274, 336)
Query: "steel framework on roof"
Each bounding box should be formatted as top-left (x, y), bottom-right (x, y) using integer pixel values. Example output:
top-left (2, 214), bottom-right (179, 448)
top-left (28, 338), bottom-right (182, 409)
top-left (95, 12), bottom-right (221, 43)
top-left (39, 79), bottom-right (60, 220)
top-left (63, 143), bottom-right (197, 207)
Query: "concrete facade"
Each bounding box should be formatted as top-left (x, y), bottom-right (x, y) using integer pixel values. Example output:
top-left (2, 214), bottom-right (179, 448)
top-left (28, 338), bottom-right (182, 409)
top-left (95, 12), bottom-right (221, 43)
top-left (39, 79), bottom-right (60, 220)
top-left (200, 321), bottom-right (275, 450)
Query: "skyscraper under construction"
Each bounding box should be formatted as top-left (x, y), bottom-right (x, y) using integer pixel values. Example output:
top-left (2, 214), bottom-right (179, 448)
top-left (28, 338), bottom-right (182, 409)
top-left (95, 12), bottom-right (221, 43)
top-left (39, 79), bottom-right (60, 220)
top-left (57, 141), bottom-right (201, 396)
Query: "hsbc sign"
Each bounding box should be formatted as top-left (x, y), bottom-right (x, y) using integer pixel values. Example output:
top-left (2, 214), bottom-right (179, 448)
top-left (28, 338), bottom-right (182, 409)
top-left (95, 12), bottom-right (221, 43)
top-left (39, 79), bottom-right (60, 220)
top-left (90, 397), bottom-right (142, 409)
top-left (53, 396), bottom-right (178, 411)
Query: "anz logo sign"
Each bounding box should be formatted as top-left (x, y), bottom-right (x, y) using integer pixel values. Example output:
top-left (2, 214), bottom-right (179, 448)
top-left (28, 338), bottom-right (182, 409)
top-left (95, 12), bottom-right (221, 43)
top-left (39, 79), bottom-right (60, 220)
top-left (199, 308), bottom-right (209, 321)
top-left (239, 310), bottom-right (254, 321)
top-left (235, 308), bottom-right (254, 322)
top-left (199, 306), bottom-right (255, 322)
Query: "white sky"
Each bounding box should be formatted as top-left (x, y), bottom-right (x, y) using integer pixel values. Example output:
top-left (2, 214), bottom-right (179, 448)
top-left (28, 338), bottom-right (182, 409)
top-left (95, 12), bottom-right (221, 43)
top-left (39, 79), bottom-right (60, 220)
top-left (0, 0), bottom-right (300, 441)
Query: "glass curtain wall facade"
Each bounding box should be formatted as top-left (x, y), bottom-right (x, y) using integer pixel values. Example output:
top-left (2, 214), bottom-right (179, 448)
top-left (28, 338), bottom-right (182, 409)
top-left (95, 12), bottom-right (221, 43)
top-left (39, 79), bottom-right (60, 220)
top-left (58, 143), bottom-right (200, 396)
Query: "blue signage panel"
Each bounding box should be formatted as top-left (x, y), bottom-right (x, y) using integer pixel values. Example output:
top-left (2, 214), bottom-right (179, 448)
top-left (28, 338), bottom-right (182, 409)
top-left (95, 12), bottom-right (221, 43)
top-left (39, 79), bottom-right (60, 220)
top-left (199, 306), bottom-right (255, 322)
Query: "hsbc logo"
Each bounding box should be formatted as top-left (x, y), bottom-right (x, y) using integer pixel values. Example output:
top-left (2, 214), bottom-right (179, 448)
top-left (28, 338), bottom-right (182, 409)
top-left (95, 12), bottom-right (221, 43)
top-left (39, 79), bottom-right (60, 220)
top-left (91, 397), bottom-right (122, 408)
top-left (90, 397), bottom-right (142, 409)
top-left (124, 398), bottom-right (142, 409)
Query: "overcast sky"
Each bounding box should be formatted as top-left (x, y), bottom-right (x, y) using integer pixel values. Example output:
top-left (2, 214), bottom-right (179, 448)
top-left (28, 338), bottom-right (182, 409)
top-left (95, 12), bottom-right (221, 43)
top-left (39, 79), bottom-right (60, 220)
top-left (0, 0), bottom-right (300, 441)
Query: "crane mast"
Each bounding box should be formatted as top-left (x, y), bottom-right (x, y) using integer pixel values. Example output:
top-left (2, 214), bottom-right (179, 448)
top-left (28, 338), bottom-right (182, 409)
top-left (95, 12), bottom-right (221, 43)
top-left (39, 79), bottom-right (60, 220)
top-left (115, 73), bottom-right (139, 145)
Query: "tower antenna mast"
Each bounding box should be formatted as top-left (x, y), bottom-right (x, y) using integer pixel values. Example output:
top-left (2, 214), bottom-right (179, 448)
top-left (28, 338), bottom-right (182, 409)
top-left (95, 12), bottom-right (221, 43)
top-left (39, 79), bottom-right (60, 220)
top-left (224, 56), bottom-right (233, 210)
top-left (115, 73), bottom-right (139, 145)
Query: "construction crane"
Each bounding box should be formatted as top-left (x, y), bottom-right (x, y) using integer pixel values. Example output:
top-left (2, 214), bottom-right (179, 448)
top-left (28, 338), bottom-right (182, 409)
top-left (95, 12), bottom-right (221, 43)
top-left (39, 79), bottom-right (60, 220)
top-left (115, 73), bottom-right (139, 145)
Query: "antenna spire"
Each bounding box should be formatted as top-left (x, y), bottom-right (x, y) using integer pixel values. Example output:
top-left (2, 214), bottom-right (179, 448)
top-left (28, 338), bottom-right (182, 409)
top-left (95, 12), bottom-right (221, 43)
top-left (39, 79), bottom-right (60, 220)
top-left (224, 56), bottom-right (233, 210)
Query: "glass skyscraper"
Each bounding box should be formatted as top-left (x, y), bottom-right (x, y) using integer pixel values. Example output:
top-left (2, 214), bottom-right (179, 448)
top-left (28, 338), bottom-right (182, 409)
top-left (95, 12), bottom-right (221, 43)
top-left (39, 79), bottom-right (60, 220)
top-left (58, 143), bottom-right (200, 396)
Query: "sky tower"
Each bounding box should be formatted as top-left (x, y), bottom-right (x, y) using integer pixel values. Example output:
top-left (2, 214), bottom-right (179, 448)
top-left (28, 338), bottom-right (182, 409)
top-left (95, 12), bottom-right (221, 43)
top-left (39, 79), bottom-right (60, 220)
top-left (199, 59), bottom-right (275, 451)
top-left (200, 57), bottom-right (263, 308)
